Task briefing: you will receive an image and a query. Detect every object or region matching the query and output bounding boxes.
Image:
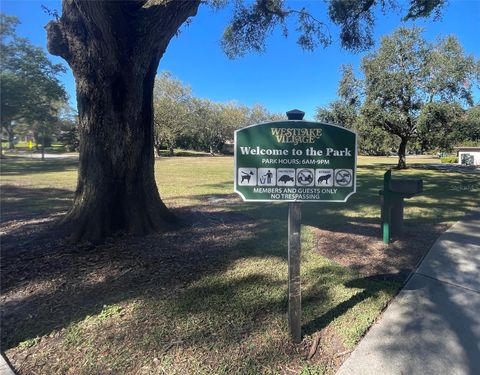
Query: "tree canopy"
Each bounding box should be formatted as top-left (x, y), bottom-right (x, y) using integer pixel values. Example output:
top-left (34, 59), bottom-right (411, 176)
top-left (316, 65), bottom-right (361, 129)
top-left (0, 13), bottom-right (67, 151)
top-left (316, 27), bottom-right (479, 164)
top-left (153, 72), bottom-right (194, 156)
top-left (153, 72), bottom-right (282, 156)
top-left (361, 27), bottom-right (477, 168)
top-left (220, 0), bottom-right (446, 57)
top-left (316, 64), bottom-right (399, 156)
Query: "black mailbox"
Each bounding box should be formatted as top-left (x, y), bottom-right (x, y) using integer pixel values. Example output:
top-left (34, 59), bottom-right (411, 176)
top-left (389, 179), bottom-right (423, 196)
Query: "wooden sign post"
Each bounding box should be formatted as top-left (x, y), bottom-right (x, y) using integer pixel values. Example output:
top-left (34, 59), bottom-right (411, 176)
top-left (286, 109), bottom-right (303, 343)
top-left (288, 201), bottom-right (302, 342)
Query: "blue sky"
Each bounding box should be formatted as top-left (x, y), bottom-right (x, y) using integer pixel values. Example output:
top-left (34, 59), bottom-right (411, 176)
top-left (2, 0), bottom-right (479, 120)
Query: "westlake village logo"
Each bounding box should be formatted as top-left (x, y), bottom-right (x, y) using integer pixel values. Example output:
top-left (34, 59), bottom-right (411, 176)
top-left (271, 128), bottom-right (322, 145)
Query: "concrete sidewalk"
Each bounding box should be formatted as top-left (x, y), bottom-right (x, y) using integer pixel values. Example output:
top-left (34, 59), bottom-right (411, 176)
top-left (0, 353), bottom-right (15, 375)
top-left (337, 210), bottom-right (480, 375)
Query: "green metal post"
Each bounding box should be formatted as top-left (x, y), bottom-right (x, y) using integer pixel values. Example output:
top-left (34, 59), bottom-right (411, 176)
top-left (382, 170), bottom-right (392, 244)
top-left (383, 206), bottom-right (390, 244)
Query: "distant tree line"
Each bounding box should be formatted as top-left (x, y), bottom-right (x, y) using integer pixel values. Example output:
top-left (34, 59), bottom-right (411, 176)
top-left (0, 13), bottom-right (76, 155)
top-left (3, 12), bottom-right (479, 172)
top-left (153, 71), bottom-right (283, 156)
top-left (316, 27), bottom-right (480, 168)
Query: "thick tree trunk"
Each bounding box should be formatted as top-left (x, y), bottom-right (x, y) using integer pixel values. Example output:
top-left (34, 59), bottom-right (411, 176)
top-left (397, 137), bottom-right (408, 169)
top-left (46, 0), bottom-right (200, 242)
top-left (63, 61), bottom-right (175, 240)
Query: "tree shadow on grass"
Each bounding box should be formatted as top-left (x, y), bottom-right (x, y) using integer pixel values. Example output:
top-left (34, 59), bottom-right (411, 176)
top-left (2, 162), bottom-right (478, 372)
top-left (116, 265), bottom-right (400, 373)
top-left (302, 273), bottom-right (402, 337)
top-left (0, 158), bottom-right (78, 176)
top-left (0, 184), bottom-right (73, 224)
top-left (0, 206), bottom-right (289, 350)
top-left (164, 163), bottom-right (477, 286)
top-left (1, 199), bottom-right (398, 370)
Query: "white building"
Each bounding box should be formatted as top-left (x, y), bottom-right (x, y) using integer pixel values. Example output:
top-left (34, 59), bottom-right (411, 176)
top-left (456, 147), bottom-right (480, 166)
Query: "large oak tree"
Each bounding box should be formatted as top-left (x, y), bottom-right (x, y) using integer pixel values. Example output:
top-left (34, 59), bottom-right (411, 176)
top-left (45, 0), bottom-right (446, 241)
top-left (361, 28), bottom-right (477, 168)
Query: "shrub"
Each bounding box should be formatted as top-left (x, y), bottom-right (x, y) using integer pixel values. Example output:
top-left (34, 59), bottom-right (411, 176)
top-left (440, 156), bottom-right (458, 164)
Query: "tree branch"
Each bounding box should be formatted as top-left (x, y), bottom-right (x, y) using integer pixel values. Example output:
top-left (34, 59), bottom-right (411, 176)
top-left (45, 20), bottom-right (70, 61)
top-left (137, 0), bottom-right (201, 58)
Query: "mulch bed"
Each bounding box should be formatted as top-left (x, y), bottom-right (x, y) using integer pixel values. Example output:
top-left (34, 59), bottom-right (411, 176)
top-left (314, 221), bottom-right (447, 281)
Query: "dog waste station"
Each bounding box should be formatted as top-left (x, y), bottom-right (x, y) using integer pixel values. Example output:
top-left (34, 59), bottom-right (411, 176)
top-left (234, 109), bottom-right (357, 342)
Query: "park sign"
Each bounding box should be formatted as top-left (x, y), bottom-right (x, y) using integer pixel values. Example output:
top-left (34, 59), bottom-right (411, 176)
top-left (234, 110), bottom-right (357, 343)
top-left (234, 119), bottom-right (357, 202)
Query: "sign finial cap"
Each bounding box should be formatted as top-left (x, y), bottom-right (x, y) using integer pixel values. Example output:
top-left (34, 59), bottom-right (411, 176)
top-left (286, 109), bottom-right (305, 120)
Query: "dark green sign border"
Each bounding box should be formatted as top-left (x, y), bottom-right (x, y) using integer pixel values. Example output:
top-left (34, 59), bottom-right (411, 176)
top-left (234, 120), bottom-right (357, 202)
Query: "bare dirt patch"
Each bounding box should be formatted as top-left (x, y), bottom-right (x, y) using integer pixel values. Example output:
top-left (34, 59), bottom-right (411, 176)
top-left (313, 222), bottom-right (448, 280)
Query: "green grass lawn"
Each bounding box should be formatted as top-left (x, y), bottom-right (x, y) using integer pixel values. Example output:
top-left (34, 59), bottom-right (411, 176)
top-left (156, 155), bottom-right (479, 227)
top-left (1, 155), bottom-right (479, 374)
top-left (2, 142), bottom-right (67, 154)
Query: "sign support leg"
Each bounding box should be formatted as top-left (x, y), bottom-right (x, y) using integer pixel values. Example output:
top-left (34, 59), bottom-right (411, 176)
top-left (383, 205), bottom-right (390, 244)
top-left (288, 202), bottom-right (302, 343)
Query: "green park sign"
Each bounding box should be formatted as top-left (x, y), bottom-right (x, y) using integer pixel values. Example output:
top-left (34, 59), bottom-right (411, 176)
top-left (234, 120), bottom-right (357, 202)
